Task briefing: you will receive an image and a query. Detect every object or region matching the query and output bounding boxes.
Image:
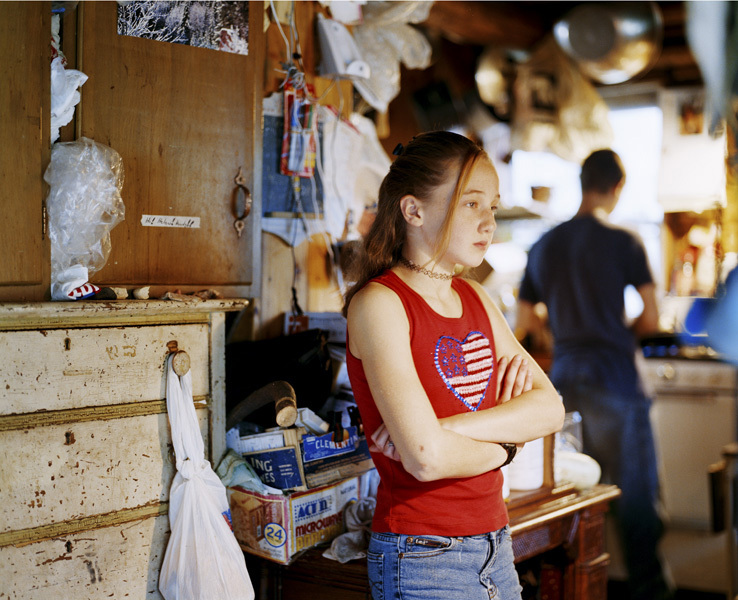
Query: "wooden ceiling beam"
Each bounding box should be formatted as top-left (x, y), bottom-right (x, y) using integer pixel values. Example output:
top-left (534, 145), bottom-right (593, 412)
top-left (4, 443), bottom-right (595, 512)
top-left (422, 1), bottom-right (551, 49)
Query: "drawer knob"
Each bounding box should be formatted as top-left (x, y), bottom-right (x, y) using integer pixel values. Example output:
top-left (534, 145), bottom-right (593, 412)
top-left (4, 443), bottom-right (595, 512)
top-left (166, 341), bottom-right (190, 376)
top-left (656, 363), bottom-right (676, 380)
top-left (171, 351), bottom-right (190, 376)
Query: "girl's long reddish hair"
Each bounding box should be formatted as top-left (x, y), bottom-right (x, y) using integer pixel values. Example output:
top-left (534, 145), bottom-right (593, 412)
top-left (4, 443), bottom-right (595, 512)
top-left (343, 131), bottom-right (488, 316)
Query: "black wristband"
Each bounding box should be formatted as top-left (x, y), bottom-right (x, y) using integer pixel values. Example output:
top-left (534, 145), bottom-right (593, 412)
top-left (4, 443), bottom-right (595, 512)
top-left (499, 443), bottom-right (517, 468)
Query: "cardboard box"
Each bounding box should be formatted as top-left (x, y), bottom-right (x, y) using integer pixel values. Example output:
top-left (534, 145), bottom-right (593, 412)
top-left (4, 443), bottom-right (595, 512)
top-left (229, 425), bottom-right (374, 491)
top-left (230, 476), bottom-right (361, 565)
top-left (231, 428), bottom-right (308, 491)
top-left (301, 429), bottom-right (374, 488)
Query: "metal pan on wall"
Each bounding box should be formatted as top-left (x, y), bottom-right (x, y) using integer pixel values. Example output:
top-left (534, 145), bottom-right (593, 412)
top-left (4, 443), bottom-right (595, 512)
top-left (553, 1), bottom-right (664, 85)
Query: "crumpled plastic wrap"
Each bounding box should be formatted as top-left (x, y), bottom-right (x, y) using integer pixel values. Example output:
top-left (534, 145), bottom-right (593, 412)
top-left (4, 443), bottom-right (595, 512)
top-left (319, 106), bottom-right (391, 241)
top-left (351, 1), bottom-right (433, 113)
top-left (322, 496), bottom-right (377, 563)
top-left (44, 138), bottom-right (125, 300)
top-left (216, 449), bottom-right (285, 497)
top-left (511, 36), bottom-right (613, 164)
top-left (50, 56), bottom-right (88, 145)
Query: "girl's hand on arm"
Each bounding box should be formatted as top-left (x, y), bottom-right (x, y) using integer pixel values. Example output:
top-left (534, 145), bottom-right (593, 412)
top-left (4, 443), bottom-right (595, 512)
top-left (437, 353), bottom-right (532, 447)
top-left (496, 354), bottom-right (533, 403)
top-left (495, 354), bottom-right (532, 450)
top-left (369, 423), bottom-right (402, 461)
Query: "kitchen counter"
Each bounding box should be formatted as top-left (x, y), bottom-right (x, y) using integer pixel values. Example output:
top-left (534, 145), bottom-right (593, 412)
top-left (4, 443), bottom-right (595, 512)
top-left (641, 354), bottom-right (737, 595)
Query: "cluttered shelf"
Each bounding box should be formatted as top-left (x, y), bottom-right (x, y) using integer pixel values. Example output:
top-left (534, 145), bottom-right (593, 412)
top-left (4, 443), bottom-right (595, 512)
top-left (250, 483), bottom-right (621, 600)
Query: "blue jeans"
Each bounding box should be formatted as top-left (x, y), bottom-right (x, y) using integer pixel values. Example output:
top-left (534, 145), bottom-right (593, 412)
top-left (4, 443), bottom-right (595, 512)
top-left (367, 526), bottom-right (522, 600)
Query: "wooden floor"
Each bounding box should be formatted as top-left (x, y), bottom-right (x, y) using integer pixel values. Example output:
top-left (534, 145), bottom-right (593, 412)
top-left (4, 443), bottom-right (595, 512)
top-left (607, 581), bottom-right (727, 600)
top-left (674, 593), bottom-right (728, 600)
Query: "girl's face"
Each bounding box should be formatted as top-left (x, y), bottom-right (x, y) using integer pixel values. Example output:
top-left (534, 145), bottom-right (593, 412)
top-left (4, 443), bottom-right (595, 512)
top-left (423, 159), bottom-right (500, 270)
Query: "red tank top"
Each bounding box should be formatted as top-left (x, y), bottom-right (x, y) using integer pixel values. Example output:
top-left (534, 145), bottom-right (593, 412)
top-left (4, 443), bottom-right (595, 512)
top-left (347, 270), bottom-right (508, 536)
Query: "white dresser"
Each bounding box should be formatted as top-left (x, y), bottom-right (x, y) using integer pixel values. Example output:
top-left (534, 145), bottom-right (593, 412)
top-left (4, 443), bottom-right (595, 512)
top-left (0, 299), bottom-right (247, 599)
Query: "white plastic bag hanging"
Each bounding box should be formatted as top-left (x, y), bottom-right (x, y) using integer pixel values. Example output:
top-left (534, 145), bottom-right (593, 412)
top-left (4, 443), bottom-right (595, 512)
top-left (159, 355), bottom-right (255, 600)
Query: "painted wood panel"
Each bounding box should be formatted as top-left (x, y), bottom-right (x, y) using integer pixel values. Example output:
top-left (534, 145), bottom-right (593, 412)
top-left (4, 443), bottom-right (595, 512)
top-left (0, 410), bottom-right (208, 534)
top-left (0, 324), bottom-right (209, 414)
top-left (0, 515), bottom-right (169, 599)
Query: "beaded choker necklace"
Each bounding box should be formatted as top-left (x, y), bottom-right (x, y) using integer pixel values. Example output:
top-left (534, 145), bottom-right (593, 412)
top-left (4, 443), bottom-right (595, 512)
top-left (398, 256), bottom-right (454, 281)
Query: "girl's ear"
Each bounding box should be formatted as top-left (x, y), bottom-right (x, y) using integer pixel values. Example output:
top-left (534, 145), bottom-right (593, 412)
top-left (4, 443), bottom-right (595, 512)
top-left (400, 195), bottom-right (423, 227)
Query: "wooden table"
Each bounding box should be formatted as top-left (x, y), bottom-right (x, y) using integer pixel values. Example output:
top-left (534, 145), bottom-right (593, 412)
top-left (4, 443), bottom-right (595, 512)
top-left (252, 483), bottom-right (621, 600)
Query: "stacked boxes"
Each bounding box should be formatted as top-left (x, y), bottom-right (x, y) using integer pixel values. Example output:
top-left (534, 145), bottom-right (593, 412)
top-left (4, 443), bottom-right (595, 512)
top-left (228, 425), bottom-right (374, 491)
top-left (226, 423), bottom-right (375, 563)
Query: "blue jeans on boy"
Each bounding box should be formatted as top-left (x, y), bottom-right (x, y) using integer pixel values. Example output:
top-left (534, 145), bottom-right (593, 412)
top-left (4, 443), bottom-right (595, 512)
top-left (367, 526), bottom-right (522, 600)
top-left (555, 379), bottom-right (674, 600)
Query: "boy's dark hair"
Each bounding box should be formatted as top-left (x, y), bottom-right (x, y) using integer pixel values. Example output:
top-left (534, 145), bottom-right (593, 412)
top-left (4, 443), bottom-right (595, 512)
top-left (580, 149), bottom-right (625, 193)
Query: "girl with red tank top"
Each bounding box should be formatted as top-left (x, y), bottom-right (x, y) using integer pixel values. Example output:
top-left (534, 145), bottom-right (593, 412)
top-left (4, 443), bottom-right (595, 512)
top-left (344, 132), bottom-right (563, 600)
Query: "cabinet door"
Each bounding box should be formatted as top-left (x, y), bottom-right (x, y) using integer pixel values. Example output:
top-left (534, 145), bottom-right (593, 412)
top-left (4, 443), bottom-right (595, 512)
top-left (79, 2), bottom-right (264, 294)
top-left (0, 2), bottom-right (50, 301)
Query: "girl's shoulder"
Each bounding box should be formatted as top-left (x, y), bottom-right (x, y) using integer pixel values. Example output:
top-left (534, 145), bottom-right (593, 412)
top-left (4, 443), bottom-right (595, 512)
top-left (350, 277), bottom-right (405, 317)
top-left (347, 277), bottom-right (411, 356)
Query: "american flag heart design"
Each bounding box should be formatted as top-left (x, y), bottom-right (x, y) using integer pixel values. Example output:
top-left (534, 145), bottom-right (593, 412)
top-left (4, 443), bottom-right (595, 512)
top-left (434, 331), bottom-right (494, 411)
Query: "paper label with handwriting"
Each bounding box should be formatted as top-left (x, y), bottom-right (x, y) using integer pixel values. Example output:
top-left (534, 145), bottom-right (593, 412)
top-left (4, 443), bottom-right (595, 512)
top-left (140, 215), bottom-right (200, 228)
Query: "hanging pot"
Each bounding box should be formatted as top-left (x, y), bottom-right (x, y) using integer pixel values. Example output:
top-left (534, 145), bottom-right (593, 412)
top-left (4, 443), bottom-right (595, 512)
top-left (475, 46), bottom-right (515, 121)
top-left (553, 1), bottom-right (663, 85)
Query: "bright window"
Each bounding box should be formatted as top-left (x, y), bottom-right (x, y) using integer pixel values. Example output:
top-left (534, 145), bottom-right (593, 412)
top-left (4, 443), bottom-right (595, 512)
top-left (506, 104), bottom-right (664, 288)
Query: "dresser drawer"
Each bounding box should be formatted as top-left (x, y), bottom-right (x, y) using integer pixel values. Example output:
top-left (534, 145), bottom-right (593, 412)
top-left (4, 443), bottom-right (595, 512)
top-left (0, 324), bottom-right (210, 414)
top-left (0, 300), bottom-right (245, 599)
top-left (0, 410), bottom-right (208, 534)
top-left (0, 514), bottom-right (169, 600)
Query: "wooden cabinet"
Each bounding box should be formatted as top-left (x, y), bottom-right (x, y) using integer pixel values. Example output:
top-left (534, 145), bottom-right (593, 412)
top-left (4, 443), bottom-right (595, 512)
top-left (79, 2), bottom-right (265, 296)
top-left (0, 299), bottom-right (247, 599)
top-left (0, 1), bottom-right (265, 301)
top-left (0, 2), bottom-right (51, 302)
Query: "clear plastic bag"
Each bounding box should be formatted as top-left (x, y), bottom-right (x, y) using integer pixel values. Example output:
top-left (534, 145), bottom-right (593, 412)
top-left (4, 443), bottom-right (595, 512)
top-left (351, 1), bottom-right (433, 113)
top-left (43, 138), bottom-right (125, 300)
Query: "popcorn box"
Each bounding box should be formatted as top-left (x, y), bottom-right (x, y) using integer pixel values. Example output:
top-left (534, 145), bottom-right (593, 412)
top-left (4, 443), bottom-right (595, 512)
top-left (229, 476), bottom-right (360, 565)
